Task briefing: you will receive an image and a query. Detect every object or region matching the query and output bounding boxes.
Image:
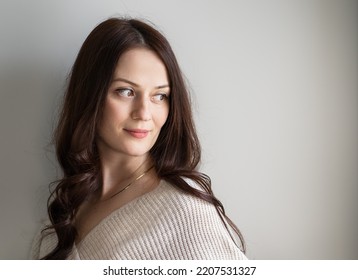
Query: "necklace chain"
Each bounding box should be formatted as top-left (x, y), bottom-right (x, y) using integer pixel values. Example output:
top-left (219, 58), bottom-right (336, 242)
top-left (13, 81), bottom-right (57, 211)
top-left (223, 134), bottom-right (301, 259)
top-left (106, 165), bottom-right (154, 200)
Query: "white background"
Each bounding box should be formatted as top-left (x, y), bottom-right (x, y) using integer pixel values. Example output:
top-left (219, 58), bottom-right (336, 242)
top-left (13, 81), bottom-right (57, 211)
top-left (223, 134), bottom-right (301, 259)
top-left (0, 0), bottom-right (357, 259)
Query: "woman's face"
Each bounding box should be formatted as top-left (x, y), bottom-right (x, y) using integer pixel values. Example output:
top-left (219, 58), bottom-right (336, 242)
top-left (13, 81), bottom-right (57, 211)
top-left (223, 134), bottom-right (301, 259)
top-left (96, 47), bottom-right (170, 160)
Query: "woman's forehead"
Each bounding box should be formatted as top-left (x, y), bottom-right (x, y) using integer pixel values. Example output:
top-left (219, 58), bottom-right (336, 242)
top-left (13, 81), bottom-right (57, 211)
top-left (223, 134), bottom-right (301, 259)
top-left (112, 48), bottom-right (169, 87)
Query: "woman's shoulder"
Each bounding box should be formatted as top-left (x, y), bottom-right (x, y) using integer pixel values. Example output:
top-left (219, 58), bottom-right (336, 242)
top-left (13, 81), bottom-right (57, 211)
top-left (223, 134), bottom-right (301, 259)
top-left (156, 178), bottom-right (210, 209)
top-left (155, 178), bottom-right (247, 259)
top-left (159, 177), bottom-right (219, 218)
top-left (117, 177), bottom-right (218, 230)
top-left (159, 176), bottom-right (207, 195)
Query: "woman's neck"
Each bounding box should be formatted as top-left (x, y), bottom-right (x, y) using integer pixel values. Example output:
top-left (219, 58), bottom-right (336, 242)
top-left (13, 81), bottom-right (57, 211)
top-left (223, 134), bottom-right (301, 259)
top-left (99, 154), bottom-right (153, 199)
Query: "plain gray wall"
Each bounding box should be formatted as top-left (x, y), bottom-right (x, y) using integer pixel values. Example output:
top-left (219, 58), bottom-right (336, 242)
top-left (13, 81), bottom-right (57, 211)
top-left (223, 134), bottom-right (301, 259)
top-left (0, 0), bottom-right (357, 259)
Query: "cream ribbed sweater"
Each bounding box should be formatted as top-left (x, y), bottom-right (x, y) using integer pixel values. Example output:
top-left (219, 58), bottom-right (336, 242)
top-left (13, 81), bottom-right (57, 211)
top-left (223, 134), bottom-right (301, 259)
top-left (31, 180), bottom-right (246, 260)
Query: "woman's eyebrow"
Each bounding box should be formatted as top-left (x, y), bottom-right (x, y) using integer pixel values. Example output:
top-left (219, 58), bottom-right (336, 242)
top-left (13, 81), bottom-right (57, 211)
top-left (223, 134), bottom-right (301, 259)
top-left (112, 77), bottom-right (170, 89)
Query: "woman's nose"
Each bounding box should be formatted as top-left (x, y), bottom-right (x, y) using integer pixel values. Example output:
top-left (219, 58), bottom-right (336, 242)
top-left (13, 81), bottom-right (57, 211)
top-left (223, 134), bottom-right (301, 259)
top-left (131, 96), bottom-right (152, 121)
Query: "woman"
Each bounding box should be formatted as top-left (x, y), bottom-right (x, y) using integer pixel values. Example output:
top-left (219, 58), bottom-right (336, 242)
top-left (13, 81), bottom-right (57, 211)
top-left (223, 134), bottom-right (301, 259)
top-left (31, 17), bottom-right (246, 260)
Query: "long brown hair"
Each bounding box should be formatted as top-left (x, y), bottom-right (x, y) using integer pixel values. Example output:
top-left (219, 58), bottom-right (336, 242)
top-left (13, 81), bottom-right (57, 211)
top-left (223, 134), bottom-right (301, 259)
top-left (42, 17), bottom-right (245, 259)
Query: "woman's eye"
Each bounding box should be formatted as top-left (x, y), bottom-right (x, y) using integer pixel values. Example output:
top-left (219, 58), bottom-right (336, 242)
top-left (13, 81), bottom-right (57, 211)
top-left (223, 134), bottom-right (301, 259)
top-left (152, 93), bottom-right (168, 102)
top-left (116, 88), bottom-right (134, 97)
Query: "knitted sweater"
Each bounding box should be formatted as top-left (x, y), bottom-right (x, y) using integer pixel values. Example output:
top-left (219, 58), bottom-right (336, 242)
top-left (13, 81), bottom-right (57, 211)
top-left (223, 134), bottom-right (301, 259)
top-left (31, 180), bottom-right (246, 260)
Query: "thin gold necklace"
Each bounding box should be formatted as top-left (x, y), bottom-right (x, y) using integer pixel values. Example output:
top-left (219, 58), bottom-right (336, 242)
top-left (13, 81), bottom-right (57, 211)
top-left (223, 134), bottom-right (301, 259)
top-left (105, 165), bottom-right (154, 200)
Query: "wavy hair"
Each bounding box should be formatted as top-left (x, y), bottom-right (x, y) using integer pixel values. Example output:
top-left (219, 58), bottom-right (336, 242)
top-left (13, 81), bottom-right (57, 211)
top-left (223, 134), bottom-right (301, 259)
top-left (42, 17), bottom-right (245, 259)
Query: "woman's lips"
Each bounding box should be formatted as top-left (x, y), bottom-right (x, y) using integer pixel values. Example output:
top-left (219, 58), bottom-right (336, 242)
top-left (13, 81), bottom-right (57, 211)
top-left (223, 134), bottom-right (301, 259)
top-left (124, 129), bottom-right (150, 139)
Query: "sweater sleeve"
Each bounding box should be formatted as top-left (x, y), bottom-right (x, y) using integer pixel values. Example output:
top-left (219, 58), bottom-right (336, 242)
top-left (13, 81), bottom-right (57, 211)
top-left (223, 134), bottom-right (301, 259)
top-left (163, 185), bottom-right (247, 260)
